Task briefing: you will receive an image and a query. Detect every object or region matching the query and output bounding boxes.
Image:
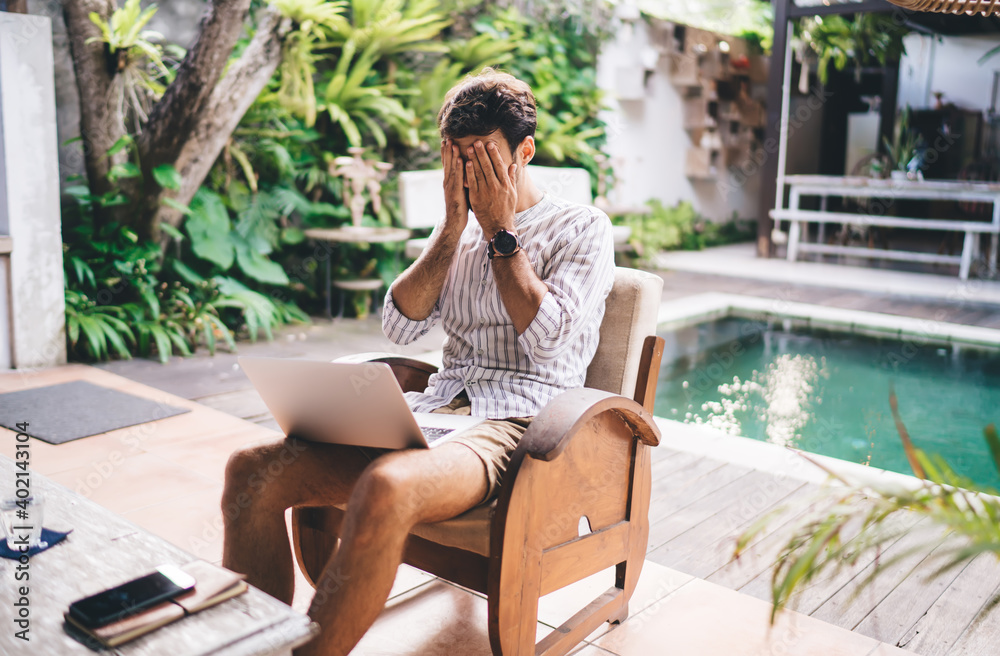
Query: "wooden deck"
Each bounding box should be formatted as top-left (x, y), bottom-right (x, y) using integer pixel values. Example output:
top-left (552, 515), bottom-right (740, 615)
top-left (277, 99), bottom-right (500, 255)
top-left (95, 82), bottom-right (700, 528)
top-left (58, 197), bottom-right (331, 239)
top-left (643, 445), bottom-right (1000, 656)
top-left (94, 269), bottom-right (1000, 655)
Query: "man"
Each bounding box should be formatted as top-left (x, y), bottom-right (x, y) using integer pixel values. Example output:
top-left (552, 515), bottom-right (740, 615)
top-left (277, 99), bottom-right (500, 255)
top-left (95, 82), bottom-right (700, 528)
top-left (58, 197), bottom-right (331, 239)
top-left (221, 69), bottom-right (614, 656)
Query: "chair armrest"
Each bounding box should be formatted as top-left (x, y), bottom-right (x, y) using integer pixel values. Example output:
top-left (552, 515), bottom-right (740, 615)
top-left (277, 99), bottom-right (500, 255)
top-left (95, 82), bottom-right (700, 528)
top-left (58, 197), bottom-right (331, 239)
top-left (520, 388), bottom-right (660, 462)
top-left (333, 352), bottom-right (439, 394)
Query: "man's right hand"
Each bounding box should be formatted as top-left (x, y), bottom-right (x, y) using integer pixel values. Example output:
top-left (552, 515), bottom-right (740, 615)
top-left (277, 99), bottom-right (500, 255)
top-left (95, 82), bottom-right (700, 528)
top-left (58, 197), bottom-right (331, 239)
top-left (442, 138), bottom-right (468, 233)
top-left (389, 139), bottom-right (466, 321)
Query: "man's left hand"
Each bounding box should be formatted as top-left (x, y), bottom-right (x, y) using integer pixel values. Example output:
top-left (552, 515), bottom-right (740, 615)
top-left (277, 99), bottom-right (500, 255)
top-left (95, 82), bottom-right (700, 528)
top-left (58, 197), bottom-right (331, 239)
top-left (466, 140), bottom-right (518, 235)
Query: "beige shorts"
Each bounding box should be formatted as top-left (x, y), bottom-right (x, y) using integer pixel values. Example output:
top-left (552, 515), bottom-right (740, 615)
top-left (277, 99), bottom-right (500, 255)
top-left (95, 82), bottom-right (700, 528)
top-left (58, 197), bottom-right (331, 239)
top-left (433, 395), bottom-right (532, 503)
top-left (358, 394), bottom-right (532, 504)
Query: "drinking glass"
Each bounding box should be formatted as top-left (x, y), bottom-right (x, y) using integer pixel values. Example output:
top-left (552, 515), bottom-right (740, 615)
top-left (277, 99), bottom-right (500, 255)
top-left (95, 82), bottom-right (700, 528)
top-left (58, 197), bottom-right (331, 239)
top-left (1, 494), bottom-right (46, 551)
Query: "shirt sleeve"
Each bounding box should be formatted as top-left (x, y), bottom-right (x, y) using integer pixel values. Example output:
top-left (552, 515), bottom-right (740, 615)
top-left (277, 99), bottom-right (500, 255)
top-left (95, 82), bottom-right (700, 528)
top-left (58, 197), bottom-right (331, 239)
top-left (382, 284), bottom-right (441, 345)
top-left (517, 210), bottom-right (615, 365)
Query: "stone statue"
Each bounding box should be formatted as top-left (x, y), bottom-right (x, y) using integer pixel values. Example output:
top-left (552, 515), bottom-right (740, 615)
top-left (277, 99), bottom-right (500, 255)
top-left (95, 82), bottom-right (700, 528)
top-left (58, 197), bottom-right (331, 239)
top-left (329, 147), bottom-right (393, 229)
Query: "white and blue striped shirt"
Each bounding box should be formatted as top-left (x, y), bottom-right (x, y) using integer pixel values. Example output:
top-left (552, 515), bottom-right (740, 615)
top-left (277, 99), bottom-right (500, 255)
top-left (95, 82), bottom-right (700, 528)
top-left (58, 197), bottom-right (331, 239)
top-left (382, 194), bottom-right (615, 419)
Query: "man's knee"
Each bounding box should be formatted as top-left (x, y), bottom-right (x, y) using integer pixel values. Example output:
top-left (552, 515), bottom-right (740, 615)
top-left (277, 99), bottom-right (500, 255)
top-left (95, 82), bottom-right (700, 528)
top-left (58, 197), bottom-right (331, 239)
top-left (352, 457), bottom-right (417, 525)
top-left (222, 443), bottom-right (285, 515)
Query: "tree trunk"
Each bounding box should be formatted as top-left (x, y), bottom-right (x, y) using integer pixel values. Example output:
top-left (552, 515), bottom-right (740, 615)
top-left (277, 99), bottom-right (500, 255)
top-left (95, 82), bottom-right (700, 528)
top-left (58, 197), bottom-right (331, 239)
top-left (156, 8), bottom-right (288, 238)
top-left (65, 0), bottom-right (288, 244)
top-left (138, 7), bottom-right (287, 243)
top-left (138, 0), bottom-right (253, 171)
top-left (63, 0), bottom-right (127, 205)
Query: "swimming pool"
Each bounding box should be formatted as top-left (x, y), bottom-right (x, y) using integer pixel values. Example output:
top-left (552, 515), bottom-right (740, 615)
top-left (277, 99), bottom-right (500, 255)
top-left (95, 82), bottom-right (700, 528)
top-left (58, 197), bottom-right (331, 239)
top-left (655, 315), bottom-right (1000, 490)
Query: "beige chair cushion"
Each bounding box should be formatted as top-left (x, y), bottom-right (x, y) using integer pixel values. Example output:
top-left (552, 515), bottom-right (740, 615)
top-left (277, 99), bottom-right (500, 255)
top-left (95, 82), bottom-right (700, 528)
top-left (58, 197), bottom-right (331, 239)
top-left (329, 499), bottom-right (493, 555)
top-left (585, 267), bottom-right (664, 399)
top-left (402, 267), bottom-right (663, 556)
top-left (411, 501), bottom-right (496, 555)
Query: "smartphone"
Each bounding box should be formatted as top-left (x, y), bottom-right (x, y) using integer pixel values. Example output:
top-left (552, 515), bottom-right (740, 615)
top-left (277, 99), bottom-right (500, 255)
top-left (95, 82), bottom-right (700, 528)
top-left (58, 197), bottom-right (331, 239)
top-left (68, 565), bottom-right (197, 628)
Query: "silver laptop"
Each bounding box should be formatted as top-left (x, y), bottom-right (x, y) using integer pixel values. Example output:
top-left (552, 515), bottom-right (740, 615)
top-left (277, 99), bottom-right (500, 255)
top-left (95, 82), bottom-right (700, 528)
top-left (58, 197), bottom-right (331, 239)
top-left (238, 356), bottom-right (484, 449)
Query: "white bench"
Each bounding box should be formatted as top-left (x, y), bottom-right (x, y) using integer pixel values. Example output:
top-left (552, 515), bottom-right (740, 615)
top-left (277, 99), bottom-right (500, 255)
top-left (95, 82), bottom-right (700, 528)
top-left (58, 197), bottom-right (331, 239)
top-left (774, 175), bottom-right (1000, 280)
top-left (771, 208), bottom-right (996, 280)
top-left (398, 166), bottom-right (630, 259)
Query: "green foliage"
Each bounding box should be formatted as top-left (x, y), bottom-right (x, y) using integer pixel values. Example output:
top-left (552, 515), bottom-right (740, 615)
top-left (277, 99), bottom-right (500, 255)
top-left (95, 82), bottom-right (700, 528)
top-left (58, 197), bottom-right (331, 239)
top-left (620, 200), bottom-right (700, 262)
top-left (617, 201), bottom-right (755, 264)
top-left (271, 0), bottom-right (349, 126)
top-left (213, 276), bottom-right (304, 342)
top-left (738, 388), bottom-right (1000, 621)
top-left (882, 106), bottom-right (924, 173)
top-left (68, 0), bottom-right (622, 332)
top-left (62, 174), bottom-right (305, 362)
top-left (183, 187), bottom-right (292, 285)
top-left (152, 163), bottom-right (182, 190)
top-left (65, 290), bottom-right (136, 361)
top-left (796, 14), bottom-right (909, 85)
top-left (322, 40), bottom-right (418, 148)
top-left (86, 0), bottom-right (172, 128)
top-left (329, 0), bottom-right (452, 56)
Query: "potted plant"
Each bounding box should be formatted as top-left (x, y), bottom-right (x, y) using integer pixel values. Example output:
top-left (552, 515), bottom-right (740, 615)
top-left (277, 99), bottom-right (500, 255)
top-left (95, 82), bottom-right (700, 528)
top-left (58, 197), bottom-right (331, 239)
top-left (883, 106), bottom-right (924, 181)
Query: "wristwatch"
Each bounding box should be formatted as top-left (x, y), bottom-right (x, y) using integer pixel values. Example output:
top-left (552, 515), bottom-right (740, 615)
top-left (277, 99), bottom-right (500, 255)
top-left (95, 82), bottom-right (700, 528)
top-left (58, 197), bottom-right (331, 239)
top-left (487, 229), bottom-right (521, 259)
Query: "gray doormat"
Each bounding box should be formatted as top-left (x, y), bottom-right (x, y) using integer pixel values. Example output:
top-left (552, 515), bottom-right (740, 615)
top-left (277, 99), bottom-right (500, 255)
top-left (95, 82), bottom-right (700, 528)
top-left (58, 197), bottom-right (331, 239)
top-left (0, 380), bottom-right (190, 445)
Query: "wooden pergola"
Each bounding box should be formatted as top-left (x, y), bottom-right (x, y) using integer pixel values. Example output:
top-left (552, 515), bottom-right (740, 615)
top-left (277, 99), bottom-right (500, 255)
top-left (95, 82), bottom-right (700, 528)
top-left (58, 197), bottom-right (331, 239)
top-left (756, 0), bottom-right (1000, 256)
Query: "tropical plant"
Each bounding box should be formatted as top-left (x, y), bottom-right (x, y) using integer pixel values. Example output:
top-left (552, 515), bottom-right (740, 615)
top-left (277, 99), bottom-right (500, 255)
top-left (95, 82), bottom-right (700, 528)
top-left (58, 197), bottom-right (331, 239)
top-left (328, 0), bottom-right (451, 57)
top-left (737, 387), bottom-right (1000, 621)
top-left (183, 187), bottom-right (294, 286)
top-left (65, 0), bottom-right (308, 244)
top-left (796, 14), bottom-right (909, 85)
top-left (65, 290), bottom-right (136, 361)
top-left (270, 0), bottom-right (349, 126)
top-left (86, 0), bottom-right (171, 130)
top-left (213, 276), bottom-right (306, 341)
top-left (534, 112), bottom-right (605, 164)
top-left (883, 106), bottom-right (924, 173)
top-left (322, 40), bottom-right (418, 148)
top-left (618, 202), bottom-right (756, 265)
top-left (619, 200), bottom-right (701, 263)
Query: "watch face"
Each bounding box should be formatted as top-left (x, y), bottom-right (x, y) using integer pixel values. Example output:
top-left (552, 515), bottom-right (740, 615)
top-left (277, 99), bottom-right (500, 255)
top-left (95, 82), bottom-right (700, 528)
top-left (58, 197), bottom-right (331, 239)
top-left (493, 230), bottom-right (518, 255)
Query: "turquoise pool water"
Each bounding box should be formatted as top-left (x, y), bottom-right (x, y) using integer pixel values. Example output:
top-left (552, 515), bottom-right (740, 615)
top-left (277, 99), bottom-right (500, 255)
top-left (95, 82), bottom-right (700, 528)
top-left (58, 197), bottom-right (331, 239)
top-left (655, 317), bottom-right (1000, 490)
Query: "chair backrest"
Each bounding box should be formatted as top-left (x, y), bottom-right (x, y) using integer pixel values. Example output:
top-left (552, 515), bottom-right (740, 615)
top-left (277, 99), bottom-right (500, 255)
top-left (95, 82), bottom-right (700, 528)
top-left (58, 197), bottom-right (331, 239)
top-left (398, 165), bottom-right (593, 229)
top-left (584, 267), bottom-right (663, 400)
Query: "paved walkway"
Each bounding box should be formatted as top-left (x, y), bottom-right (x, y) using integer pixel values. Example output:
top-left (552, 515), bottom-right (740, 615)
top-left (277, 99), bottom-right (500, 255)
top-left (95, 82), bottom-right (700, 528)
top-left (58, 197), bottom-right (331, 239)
top-left (657, 243), bottom-right (1000, 310)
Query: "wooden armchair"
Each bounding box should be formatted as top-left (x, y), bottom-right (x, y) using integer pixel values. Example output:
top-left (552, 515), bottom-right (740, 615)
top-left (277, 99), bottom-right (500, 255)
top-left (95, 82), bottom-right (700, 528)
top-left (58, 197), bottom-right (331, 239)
top-left (291, 267), bottom-right (665, 656)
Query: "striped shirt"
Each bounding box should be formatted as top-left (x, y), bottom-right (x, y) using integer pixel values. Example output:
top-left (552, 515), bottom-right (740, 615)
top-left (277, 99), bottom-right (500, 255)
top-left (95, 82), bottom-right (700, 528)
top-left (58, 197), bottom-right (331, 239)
top-left (382, 193), bottom-right (615, 419)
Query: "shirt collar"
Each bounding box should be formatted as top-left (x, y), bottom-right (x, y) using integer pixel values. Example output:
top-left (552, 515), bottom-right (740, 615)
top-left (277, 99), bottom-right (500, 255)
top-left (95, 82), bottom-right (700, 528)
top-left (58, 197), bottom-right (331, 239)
top-left (514, 193), bottom-right (551, 229)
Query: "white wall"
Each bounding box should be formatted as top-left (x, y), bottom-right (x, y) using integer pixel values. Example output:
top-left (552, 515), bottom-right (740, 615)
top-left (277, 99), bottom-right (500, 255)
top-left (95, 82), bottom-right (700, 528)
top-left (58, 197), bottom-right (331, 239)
top-left (0, 14), bottom-right (67, 368)
top-left (597, 19), bottom-right (761, 221)
top-left (898, 33), bottom-right (1000, 112)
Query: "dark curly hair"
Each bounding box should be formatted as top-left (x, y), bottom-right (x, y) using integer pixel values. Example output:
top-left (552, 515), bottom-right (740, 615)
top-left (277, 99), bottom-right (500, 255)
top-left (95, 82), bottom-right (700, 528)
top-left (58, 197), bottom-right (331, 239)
top-left (437, 68), bottom-right (537, 155)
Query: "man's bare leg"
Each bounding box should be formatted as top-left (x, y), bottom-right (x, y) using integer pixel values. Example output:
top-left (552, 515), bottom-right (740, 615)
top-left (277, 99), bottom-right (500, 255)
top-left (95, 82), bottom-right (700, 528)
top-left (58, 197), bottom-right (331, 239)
top-left (221, 437), bottom-right (373, 604)
top-left (297, 443), bottom-right (488, 656)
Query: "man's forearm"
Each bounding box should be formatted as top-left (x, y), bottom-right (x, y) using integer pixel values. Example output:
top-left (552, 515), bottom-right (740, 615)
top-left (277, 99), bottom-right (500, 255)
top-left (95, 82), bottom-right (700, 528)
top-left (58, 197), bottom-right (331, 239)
top-left (390, 222), bottom-right (463, 320)
top-left (491, 252), bottom-right (548, 335)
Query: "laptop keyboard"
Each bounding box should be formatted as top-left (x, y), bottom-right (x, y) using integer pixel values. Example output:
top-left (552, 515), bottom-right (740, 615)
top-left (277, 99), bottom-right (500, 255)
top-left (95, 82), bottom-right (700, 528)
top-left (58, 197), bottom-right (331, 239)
top-left (421, 426), bottom-right (453, 444)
